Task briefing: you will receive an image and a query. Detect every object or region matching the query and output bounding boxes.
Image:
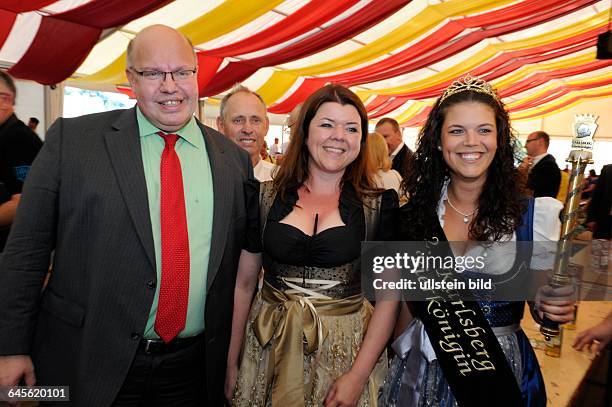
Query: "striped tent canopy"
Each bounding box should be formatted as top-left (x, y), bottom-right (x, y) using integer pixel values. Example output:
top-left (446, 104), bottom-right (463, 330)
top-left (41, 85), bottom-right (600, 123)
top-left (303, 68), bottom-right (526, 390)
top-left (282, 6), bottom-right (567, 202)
top-left (1, 0), bottom-right (610, 126)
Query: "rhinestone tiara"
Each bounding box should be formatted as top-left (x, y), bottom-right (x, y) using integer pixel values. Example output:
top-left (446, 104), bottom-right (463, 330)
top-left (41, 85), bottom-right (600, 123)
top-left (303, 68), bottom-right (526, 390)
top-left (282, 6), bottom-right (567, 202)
top-left (439, 74), bottom-right (499, 105)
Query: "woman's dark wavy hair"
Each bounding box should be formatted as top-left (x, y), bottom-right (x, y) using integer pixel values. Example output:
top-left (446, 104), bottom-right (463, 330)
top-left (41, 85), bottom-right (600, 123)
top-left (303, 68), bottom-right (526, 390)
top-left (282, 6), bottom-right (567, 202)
top-left (273, 84), bottom-right (376, 201)
top-left (400, 89), bottom-right (526, 241)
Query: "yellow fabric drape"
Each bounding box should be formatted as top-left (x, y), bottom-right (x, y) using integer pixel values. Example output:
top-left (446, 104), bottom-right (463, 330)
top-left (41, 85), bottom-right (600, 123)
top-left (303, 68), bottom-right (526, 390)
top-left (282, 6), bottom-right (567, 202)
top-left (505, 72), bottom-right (612, 109)
top-left (285, 0), bottom-right (516, 77)
top-left (493, 52), bottom-right (601, 90)
top-left (356, 11), bottom-right (609, 97)
top-left (349, 12), bottom-right (609, 124)
top-left (391, 101), bottom-right (430, 124)
top-left (511, 85), bottom-right (612, 120)
top-left (390, 84), bottom-right (612, 125)
top-left (257, 0), bottom-right (515, 103)
top-left (257, 71), bottom-right (304, 105)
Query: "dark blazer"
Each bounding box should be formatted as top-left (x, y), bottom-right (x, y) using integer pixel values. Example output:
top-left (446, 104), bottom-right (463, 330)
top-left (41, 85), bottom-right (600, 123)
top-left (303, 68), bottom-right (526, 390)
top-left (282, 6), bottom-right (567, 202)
top-left (527, 154), bottom-right (561, 198)
top-left (587, 164), bottom-right (612, 239)
top-left (391, 144), bottom-right (413, 178)
top-left (0, 108), bottom-right (253, 406)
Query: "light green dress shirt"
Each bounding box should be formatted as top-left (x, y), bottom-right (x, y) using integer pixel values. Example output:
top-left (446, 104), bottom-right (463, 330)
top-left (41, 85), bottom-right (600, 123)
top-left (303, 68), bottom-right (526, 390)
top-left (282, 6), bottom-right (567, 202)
top-left (136, 107), bottom-right (214, 339)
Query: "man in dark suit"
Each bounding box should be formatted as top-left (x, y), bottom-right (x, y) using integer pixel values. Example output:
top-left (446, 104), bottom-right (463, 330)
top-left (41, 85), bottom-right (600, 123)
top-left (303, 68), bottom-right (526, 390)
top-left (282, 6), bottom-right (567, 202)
top-left (586, 164), bottom-right (612, 239)
top-left (0, 25), bottom-right (259, 406)
top-left (523, 130), bottom-right (561, 198)
top-left (375, 117), bottom-right (412, 178)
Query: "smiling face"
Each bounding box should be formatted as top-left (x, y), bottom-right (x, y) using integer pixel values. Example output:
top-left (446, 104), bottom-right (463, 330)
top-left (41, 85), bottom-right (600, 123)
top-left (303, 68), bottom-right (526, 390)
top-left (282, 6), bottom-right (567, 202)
top-left (440, 101), bottom-right (497, 184)
top-left (217, 91), bottom-right (269, 163)
top-left (126, 25), bottom-right (198, 132)
top-left (306, 102), bottom-right (362, 177)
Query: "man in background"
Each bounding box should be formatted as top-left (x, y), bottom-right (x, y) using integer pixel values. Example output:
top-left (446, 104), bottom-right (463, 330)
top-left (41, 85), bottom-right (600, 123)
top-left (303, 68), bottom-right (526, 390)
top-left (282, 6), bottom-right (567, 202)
top-left (217, 84), bottom-right (274, 181)
top-left (0, 71), bottom-right (42, 252)
top-left (586, 164), bottom-right (611, 239)
top-left (269, 137), bottom-right (280, 157)
top-left (375, 117), bottom-right (412, 178)
top-left (27, 117), bottom-right (39, 132)
top-left (523, 130), bottom-right (561, 198)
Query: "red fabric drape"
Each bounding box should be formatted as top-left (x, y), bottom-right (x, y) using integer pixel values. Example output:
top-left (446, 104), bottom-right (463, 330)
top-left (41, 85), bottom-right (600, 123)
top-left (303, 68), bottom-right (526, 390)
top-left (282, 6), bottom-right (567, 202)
top-left (0, 9), bottom-right (17, 50)
top-left (204, 0), bottom-right (358, 57)
top-left (400, 85), bottom-right (612, 125)
top-left (358, 0), bottom-right (595, 82)
top-left (195, 0), bottom-right (358, 90)
top-left (196, 56), bottom-right (224, 91)
top-left (500, 60), bottom-right (612, 98)
top-left (508, 78), bottom-right (612, 111)
top-left (199, 0), bottom-right (411, 97)
top-left (49, 0), bottom-right (172, 28)
top-left (268, 0), bottom-right (597, 113)
top-left (0, 0), bottom-right (56, 13)
top-left (368, 97), bottom-right (409, 118)
top-left (477, 32), bottom-right (601, 78)
top-left (8, 0), bottom-right (173, 84)
top-left (400, 69), bottom-right (612, 126)
top-left (509, 90), bottom-right (612, 120)
top-left (258, 77), bottom-right (328, 115)
top-left (355, 28), bottom-right (603, 110)
top-left (116, 86), bottom-right (135, 99)
top-left (8, 17), bottom-right (101, 84)
top-left (354, 0), bottom-right (596, 81)
top-left (400, 106), bottom-right (432, 127)
top-left (364, 95), bottom-right (393, 112)
top-left (482, 41), bottom-right (598, 81)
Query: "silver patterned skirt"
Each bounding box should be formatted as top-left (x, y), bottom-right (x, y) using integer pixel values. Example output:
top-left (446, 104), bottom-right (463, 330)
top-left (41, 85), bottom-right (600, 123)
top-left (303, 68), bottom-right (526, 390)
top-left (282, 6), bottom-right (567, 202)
top-left (379, 319), bottom-right (523, 407)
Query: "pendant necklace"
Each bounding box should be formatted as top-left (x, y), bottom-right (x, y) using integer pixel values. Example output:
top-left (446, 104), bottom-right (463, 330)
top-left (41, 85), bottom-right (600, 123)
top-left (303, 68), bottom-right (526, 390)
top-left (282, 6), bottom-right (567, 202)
top-left (446, 194), bottom-right (477, 224)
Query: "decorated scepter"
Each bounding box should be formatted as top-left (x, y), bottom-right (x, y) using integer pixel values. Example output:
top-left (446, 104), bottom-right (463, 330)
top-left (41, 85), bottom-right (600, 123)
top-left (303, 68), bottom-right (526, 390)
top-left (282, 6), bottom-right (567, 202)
top-left (540, 114), bottom-right (597, 356)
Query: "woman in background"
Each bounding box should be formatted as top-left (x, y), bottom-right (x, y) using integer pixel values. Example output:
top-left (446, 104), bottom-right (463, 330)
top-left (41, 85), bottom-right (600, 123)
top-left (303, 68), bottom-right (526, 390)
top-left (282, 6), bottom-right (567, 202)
top-left (227, 84), bottom-right (399, 407)
top-left (366, 132), bottom-right (403, 197)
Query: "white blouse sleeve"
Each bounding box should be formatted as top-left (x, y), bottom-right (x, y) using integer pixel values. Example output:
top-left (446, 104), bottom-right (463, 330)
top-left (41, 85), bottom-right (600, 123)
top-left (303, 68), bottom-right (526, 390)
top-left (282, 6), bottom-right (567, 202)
top-left (389, 170), bottom-right (402, 194)
top-left (531, 197), bottom-right (563, 270)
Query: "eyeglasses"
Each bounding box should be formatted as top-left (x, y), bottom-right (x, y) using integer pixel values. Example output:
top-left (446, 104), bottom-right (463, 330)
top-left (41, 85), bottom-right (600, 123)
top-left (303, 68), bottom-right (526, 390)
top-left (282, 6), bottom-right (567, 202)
top-left (129, 68), bottom-right (197, 82)
top-left (525, 137), bottom-right (542, 144)
top-left (0, 92), bottom-right (13, 102)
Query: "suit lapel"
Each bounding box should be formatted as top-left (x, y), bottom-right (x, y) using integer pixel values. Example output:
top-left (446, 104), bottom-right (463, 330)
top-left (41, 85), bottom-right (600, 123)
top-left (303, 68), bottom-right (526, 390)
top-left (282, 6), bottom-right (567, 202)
top-left (104, 108), bottom-right (156, 270)
top-left (391, 145), bottom-right (404, 173)
top-left (198, 121), bottom-right (234, 291)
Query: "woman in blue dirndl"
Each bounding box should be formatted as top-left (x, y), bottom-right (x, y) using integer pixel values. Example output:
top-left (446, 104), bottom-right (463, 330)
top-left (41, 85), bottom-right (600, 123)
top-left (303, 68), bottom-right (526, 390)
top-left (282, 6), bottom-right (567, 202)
top-left (379, 75), bottom-right (575, 407)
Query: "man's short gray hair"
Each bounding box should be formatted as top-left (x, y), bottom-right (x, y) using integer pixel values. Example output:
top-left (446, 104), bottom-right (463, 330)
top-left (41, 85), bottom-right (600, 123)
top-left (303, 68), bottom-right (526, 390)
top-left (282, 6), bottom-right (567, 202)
top-left (219, 84), bottom-right (267, 121)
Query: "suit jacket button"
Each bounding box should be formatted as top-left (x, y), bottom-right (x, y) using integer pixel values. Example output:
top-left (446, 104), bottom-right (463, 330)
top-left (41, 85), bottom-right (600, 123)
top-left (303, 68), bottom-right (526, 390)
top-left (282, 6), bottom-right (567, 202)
top-left (131, 333), bottom-right (141, 340)
top-left (146, 279), bottom-right (156, 289)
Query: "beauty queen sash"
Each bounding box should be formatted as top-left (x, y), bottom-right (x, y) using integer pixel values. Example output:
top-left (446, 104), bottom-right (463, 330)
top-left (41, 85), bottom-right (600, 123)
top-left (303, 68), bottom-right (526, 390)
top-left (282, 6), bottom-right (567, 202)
top-left (408, 200), bottom-right (535, 407)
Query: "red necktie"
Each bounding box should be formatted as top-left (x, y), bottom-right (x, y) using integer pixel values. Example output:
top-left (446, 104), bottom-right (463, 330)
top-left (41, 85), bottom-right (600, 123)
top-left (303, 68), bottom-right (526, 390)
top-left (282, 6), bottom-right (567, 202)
top-left (154, 132), bottom-right (190, 343)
